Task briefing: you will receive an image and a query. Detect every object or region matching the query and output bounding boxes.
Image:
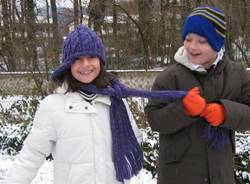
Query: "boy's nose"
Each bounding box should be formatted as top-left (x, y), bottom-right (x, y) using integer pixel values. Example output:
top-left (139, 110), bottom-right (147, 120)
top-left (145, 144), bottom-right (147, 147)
top-left (189, 41), bottom-right (198, 50)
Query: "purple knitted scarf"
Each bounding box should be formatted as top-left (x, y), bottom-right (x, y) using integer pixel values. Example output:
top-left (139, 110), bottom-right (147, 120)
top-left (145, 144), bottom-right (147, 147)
top-left (202, 124), bottom-right (230, 150)
top-left (80, 79), bottom-right (186, 182)
top-left (80, 79), bottom-right (229, 181)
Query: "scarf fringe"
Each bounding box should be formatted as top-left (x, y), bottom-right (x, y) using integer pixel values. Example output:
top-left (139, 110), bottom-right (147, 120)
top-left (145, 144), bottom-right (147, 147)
top-left (202, 124), bottom-right (230, 150)
top-left (111, 97), bottom-right (144, 182)
top-left (115, 147), bottom-right (144, 181)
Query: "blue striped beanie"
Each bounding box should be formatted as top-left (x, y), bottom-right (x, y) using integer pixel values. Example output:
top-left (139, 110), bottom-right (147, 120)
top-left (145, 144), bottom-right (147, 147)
top-left (182, 6), bottom-right (226, 52)
top-left (52, 25), bottom-right (105, 80)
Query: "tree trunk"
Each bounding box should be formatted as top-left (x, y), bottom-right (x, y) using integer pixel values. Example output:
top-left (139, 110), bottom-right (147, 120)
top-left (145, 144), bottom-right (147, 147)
top-left (73, 0), bottom-right (80, 26)
top-left (1, 0), bottom-right (16, 71)
top-left (112, 0), bottom-right (120, 67)
top-left (88, 0), bottom-right (106, 32)
top-left (138, 0), bottom-right (153, 68)
top-left (50, 0), bottom-right (60, 68)
top-left (79, 0), bottom-right (83, 24)
top-left (25, 0), bottom-right (38, 70)
top-left (159, 0), bottom-right (168, 66)
top-left (169, 0), bottom-right (178, 64)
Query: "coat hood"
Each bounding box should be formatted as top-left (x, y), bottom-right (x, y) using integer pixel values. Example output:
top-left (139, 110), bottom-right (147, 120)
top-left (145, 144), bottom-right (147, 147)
top-left (174, 46), bottom-right (224, 73)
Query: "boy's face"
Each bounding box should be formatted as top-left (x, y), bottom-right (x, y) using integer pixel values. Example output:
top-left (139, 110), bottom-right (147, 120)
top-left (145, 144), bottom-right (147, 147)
top-left (71, 56), bottom-right (101, 84)
top-left (184, 33), bottom-right (217, 69)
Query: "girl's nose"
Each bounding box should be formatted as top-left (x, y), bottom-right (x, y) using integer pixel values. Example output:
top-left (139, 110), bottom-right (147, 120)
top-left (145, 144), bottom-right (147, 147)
top-left (79, 57), bottom-right (90, 66)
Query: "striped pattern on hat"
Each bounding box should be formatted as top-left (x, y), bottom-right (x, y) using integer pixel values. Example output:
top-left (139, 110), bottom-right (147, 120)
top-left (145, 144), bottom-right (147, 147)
top-left (189, 6), bottom-right (226, 38)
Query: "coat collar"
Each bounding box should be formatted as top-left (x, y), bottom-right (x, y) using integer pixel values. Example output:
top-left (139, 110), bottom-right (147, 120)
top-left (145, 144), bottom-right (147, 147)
top-left (55, 84), bottom-right (111, 106)
top-left (174, 46), bottom-right (225, 74)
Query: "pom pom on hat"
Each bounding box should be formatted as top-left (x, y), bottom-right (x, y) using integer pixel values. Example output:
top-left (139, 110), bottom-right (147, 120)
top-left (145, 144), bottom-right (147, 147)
top-left (51, 24), bottom-right (105, 80)
top-left (182, 6), bottom-right (226, 52)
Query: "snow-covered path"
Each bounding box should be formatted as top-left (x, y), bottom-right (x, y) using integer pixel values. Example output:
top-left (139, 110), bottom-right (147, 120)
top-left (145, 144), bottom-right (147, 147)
top-left (0, 154), bottom-right (157, 184)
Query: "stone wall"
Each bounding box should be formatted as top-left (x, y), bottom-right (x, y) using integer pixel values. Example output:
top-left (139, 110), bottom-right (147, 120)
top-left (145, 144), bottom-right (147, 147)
top-left (0, 70), bottom-right (163, 95)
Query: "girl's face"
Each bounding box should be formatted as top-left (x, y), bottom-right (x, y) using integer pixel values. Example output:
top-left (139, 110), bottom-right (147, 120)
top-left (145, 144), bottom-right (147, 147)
top-left (71, 56), bottom-right (101, 84)
top-left (184, 33), bottom-right (217, 69)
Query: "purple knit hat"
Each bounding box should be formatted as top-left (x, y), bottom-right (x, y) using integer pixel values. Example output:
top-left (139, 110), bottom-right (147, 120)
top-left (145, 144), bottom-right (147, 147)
top-left (51, 24), bottom-right (106, 80)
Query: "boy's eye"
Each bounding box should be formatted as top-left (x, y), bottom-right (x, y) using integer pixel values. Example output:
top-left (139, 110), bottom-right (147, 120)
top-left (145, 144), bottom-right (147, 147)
top-left (185, 38), bottom-right (192, 42)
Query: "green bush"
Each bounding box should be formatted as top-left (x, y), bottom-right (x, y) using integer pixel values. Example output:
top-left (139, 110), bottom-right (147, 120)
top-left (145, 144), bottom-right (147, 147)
top-left (141, 127), bottom-right (159, 178)
top-left (0, 96), bottom-right (39, 155)
top-left (235, 133), bottom-right (250, 183)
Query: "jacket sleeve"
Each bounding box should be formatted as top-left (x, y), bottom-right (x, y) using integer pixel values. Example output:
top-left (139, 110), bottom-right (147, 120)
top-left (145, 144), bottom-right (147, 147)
top-left (5, 98), bottom-right (56, 184)
top-left (144, 69), bottom-right (198, 135)
top-left (123, 99), bottom-right (142, 144)
top-left (220, 67), bottom-right (250, 131)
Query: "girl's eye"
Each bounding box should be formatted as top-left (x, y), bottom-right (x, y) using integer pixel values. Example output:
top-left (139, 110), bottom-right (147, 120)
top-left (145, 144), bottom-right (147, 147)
top-left (88, 56), bottom-right (97, 59)
top-left (199, 39), bottom-right (208, 44)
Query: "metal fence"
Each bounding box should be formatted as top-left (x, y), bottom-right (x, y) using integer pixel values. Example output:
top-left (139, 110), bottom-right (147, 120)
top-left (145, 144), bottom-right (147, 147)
top-left (0, 70), bottom-right (161, 107)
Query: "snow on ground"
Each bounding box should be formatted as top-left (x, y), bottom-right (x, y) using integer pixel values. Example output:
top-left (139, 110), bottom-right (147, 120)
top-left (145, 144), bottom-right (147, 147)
top-left (0, 154), bottom-right (157, 184)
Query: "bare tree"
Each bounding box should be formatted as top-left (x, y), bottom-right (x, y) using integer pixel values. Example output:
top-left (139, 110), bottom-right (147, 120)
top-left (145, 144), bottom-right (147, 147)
top-left (88, 0), bottom-right (107, 33)
top-left (50, 0), bottom-right (60, 68)
top-left (0, 0), bottom-right (250, 74)
top-left (167, 0), bottom-right (179, 64)
top-left (73, 0), bottom-right (80, 26)
top-left (115, 2), bottom-right (151, 69)
top-left (1, 0), bottom-right (16, 71)
top-left (137, 0), bottom-right (153, 68)
top-left (111, 0), bottom-right (120, 66)
top-left (25, 0), bottom-right (38, 70)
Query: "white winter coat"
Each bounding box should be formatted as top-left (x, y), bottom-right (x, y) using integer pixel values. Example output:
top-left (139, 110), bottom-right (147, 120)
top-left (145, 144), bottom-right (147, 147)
top-left (5, 87), bottom-right (142, 184)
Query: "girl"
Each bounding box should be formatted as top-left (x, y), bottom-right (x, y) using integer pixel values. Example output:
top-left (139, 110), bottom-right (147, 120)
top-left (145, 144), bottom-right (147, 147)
top-left (5, 25), bottom-right (143, 184)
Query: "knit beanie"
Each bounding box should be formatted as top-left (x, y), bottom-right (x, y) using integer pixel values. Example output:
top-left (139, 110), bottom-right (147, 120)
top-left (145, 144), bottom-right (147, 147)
top-left (51, 24), bottom-right (105, 80)
top-left (182, 6), bottom-right (226, 52)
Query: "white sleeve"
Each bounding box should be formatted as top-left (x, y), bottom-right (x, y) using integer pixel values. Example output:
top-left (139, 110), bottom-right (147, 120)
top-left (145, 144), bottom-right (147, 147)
top-left (123, 99), bottom-right (143, 144)
top-left (5, 99), bottom-right (56, 184)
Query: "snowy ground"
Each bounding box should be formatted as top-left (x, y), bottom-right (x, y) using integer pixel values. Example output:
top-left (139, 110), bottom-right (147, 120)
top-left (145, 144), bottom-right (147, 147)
top-left (0, 154), bottom-right (157, 184)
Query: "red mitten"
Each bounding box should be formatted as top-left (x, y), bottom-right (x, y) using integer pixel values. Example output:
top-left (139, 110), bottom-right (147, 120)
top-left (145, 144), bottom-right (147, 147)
top-left (182, 87), bottom-right (206, 116)
top-left (201, 103), bottom-right (225, 126)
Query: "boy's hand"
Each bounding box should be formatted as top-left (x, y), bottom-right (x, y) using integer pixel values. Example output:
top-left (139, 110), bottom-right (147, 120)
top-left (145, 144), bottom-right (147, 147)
top-left (183, 87), bottom-right (206, 116)
top-left (201, 103), bottom-right (225, 126)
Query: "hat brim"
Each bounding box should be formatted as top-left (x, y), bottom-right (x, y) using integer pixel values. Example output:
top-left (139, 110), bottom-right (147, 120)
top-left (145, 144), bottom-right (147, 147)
top-left (51, 60), bottom-right (72, 80)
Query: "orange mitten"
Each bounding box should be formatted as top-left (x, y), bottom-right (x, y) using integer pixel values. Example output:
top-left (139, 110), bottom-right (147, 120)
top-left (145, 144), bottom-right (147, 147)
top-left (201, 103), bottom-right (225, 126)
top-left (182, 87), bottom-right (206, 116)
